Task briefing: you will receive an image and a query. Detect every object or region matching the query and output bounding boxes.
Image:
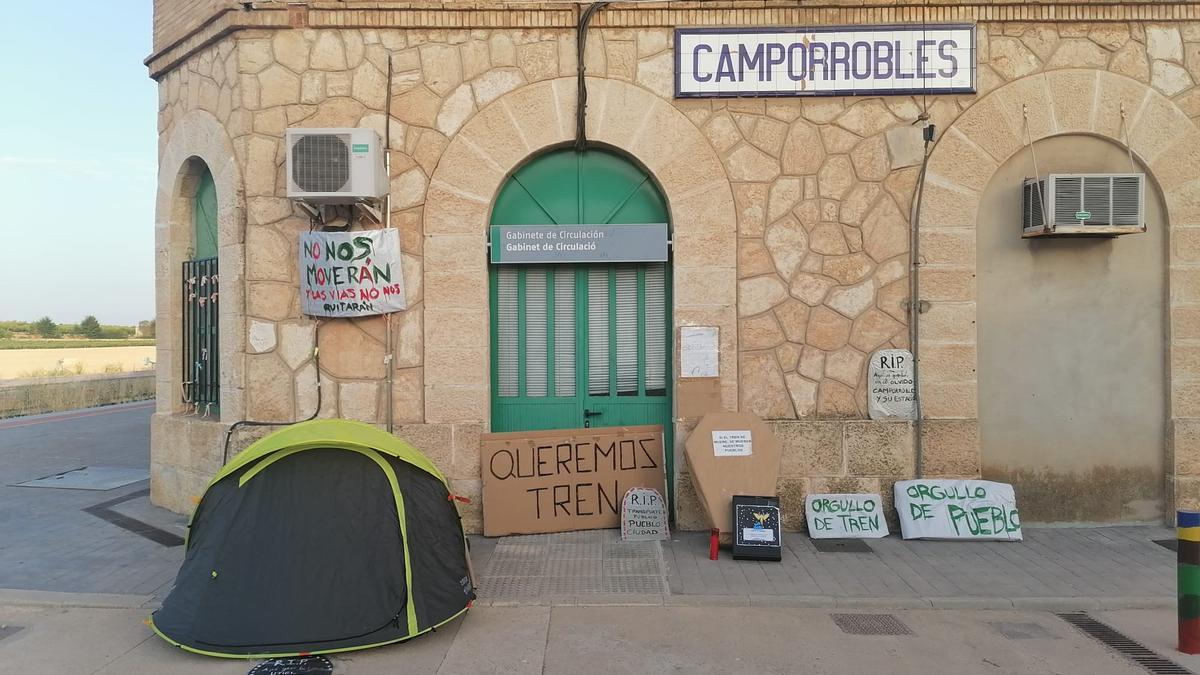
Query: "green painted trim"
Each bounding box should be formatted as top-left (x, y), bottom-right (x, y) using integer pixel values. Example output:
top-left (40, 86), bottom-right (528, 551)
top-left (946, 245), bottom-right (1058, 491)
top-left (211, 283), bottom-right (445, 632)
top-left (1181, 564), bottom-right (1200, 595)
top-left (212, 419), bottom-right (446, 489)
top-left (147, 605), bottom-right (472, 660)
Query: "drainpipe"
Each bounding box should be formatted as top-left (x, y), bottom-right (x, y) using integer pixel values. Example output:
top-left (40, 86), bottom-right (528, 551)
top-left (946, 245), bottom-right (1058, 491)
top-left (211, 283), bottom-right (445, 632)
top-left (575, 2), bottom-right (609, 151)
top-left (909, 119), bottom-right (935, 478)
top-left (385, 53), bottom-right (395, 433)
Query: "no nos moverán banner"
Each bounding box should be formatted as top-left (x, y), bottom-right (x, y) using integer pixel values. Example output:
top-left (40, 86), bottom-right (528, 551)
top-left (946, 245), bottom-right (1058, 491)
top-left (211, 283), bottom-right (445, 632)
top-left (299, 229), bottom-right (406, 317)
top-left (480, 425), bottom-right (666, 536)
top-left (894, 479), bottom-right (1022, 541)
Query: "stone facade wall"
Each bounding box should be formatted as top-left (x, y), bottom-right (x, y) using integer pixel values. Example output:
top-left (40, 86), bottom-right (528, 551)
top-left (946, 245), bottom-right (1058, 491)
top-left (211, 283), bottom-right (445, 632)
top-left (150, 2), bottom-right (1200, 529)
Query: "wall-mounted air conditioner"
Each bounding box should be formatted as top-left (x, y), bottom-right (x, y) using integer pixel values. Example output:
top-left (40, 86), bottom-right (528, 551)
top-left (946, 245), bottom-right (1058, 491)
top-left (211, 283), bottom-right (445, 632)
top-left (1022, 173), bottom-right (1145, 238)
top-left (285, 128), bottom-right (388, 204)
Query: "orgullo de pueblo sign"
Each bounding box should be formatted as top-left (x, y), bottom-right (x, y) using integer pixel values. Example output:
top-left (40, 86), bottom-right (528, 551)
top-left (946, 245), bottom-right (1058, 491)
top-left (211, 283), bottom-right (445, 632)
top-left (675, 25), bottom-right (975, 98)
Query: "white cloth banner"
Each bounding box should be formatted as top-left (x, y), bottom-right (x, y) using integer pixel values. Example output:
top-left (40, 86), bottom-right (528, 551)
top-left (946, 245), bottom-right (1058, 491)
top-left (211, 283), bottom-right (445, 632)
top-left (805, 493), bottom-right (889, 539)
top-left (894, 479), bottom-right (1022, 541)
top-left (299, 229), bottom-right (406, 317)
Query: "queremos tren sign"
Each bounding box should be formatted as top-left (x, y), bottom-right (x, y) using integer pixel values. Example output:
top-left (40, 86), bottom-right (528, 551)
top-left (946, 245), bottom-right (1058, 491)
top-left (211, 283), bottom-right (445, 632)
top-left (675, 24), bottom-right (975, 98)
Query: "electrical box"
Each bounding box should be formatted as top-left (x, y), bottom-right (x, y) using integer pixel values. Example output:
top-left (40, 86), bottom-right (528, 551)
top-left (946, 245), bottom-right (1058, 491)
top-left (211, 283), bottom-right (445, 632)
top-left (1022, 173), bottom-right (1145, 238)
top-left (285, 128), bottom-right (388, 204)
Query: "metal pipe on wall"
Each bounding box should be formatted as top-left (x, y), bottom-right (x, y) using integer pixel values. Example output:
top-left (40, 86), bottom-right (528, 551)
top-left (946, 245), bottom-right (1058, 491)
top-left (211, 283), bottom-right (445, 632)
top-left (909, 122), bottom-right (935, 478)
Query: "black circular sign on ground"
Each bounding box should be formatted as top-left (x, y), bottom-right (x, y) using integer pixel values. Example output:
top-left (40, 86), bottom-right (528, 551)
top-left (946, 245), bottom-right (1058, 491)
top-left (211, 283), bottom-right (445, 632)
top-left (248, 656), bottom-right (333, 675)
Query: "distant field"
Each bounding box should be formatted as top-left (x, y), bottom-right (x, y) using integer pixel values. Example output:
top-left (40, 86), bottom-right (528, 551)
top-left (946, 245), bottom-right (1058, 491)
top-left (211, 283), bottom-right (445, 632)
top-left (0, 346), bottom-right (157, 379)
top-left (0, 339), bottom-right (156, 350)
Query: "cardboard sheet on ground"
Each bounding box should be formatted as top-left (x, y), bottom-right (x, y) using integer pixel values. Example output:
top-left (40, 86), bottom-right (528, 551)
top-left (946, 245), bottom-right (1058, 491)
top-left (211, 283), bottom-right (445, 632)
top-left (480, 425), bottom-right (665, 536)
top-left (894, 479), bottom-right (1022, 541)
top-left (805, 493), bottom-right (889, 539)
top-left (683, 412), bottom-right (781, 536)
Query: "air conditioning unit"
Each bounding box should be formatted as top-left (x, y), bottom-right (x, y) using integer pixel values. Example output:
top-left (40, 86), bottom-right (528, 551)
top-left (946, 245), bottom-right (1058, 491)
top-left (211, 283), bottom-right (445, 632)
top-left (1022, 173), bottom-right (1145, 238)
top-left (285, 128), bottom-right (388, 204)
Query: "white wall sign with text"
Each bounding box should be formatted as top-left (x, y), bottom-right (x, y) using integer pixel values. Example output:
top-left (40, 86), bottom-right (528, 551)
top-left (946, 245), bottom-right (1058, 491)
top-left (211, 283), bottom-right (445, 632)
top-left (675, 24), bottom-right (976, 98)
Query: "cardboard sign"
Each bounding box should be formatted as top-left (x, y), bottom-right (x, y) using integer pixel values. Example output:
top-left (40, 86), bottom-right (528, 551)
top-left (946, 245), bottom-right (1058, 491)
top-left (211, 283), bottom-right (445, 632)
top-left (868, 349), bottom-right (916, 420)
top-left (895, 479), bottom-right (1023, 541)
top-left (805, 493), bottom-right (889, 539)
top-left (683, 413), bottom-right (782, 536)
top-left (299, 229), bottom-right (406, 317)
top-left (480, 425), bottom-right (665, 536)
top-left (620, 487), bottom-right (669, 541)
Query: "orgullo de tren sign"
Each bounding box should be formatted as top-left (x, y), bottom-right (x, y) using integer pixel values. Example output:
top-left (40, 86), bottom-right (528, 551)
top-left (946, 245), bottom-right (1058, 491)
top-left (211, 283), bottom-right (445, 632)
top-left (675, 24), bottom-right (975, 98)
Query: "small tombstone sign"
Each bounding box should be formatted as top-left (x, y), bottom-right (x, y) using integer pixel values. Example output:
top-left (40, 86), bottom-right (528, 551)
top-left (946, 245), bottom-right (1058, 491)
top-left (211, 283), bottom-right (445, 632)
top-left (868, 349), bottom-right (916, 420)
top-left (248, 656), bottom-right (333, 675)
top-left (805, 493), bottom-right (889, 539)
top-left (620, 487), bottom-right (669, 541)
top-left (895, 479), bottom-right (1022, 541)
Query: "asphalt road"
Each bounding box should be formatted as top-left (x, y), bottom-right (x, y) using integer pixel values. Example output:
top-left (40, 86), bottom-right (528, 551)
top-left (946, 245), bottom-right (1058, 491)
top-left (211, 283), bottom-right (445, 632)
top-left (0, 402), bottom-right (182, 596)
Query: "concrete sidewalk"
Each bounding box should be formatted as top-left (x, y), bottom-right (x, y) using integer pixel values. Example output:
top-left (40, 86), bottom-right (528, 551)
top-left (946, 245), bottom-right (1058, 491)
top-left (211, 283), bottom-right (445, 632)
top-left (3, 602), bottom-right (1196, 675)
top-left (0, 403), bottom-right (1180, 613)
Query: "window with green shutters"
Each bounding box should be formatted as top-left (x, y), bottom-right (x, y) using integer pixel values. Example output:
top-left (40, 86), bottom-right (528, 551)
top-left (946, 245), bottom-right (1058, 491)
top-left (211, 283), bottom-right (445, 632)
top-left (488, 148), bottom-right (674, 494)
top-left (183, 165), bottom-right (220, 414)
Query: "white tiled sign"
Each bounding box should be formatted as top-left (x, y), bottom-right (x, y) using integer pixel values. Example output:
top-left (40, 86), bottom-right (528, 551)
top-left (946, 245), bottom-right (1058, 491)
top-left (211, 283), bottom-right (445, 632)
top-left (675, 25), bottom-right (975, 98)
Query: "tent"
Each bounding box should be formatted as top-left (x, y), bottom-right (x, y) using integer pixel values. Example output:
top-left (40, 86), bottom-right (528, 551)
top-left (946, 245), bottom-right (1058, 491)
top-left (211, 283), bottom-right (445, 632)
top-left (149, 419), bottom-right (475, 658)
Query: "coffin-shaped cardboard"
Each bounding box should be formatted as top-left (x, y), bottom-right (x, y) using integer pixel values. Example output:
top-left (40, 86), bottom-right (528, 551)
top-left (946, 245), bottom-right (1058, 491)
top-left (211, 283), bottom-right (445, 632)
top-left (683, 412), bottom-right (782, 535)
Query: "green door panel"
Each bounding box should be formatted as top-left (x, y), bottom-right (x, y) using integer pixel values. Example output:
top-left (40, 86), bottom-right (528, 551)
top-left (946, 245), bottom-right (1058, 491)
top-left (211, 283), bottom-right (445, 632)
top-left (488, 148), bottom-right (675, 501)
top-left (193, 167), bottom-right (218, 259)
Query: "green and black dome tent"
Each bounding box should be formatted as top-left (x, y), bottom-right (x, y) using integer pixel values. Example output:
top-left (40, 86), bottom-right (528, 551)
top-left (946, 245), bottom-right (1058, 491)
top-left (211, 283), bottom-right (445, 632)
top-left (150, 419), bottom-right (475, 658)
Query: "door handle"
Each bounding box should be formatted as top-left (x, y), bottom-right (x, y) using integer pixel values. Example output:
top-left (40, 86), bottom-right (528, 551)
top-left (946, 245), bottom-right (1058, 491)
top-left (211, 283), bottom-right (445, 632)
top-left (584, 409), bottom-right (603, 417)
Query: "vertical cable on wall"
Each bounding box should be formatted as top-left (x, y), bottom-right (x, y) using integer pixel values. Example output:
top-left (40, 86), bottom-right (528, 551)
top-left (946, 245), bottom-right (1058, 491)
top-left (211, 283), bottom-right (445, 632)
top-left (575, 2), bottom-right (609, 152)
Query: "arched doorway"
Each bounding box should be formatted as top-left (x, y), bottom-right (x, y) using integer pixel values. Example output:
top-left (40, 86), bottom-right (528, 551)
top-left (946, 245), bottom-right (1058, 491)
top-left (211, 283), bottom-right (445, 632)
top-left (488, 147), bottom-right (674, 481)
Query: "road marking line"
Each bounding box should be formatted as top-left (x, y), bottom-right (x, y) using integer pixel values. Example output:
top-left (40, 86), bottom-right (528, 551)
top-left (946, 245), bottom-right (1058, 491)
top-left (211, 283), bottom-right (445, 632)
top-left (0, 402), bottom-right (155, 430)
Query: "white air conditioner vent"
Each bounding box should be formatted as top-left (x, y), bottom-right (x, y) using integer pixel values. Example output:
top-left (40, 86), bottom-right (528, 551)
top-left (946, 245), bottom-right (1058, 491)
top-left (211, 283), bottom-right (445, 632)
top-left (1022, 173), bottom-right (1145, 238)
top-left (286, 128), bottom-right (388, 204)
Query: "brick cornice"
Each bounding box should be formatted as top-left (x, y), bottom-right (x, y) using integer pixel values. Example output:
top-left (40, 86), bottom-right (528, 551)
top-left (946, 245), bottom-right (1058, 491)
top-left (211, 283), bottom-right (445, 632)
top-left (147, 0), bottom-right (1200, 79)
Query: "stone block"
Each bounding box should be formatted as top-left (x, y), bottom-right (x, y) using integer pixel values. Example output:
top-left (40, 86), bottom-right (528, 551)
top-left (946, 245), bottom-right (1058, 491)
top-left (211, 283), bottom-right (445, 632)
top-left (919, 344), bottom-right (976, 383)
top-left (392, 367), bottom-right (424, 424)
top-left (738, 351), bottom-right (795, 419)
top-left (920, 228), bottom-right (975, 267)
top-left (776, 476), bottom-right (811, 532)
top-left (920, 269), bottom-right (976, 302)
top-left (809, 476), bottom-right (881, 495)
top-left (806, 306), bottom-right (852, 351)
top-left (920, 381), bottom-right (977, 419)
top-left (738, 275), bottom-right (787, 317)
top-left (844, 421), bottom-right (914, 476)
top-left (920, 420), bottom-right (981, 476)
top-left (425, 384), bottom-right (488, 424)
top-left (1172, 419), bottom-right (1200, 477)
top-left (338, 380), bottom-right (379, 423)
top-left (317, 321), bottom-right (386, 379)
top-left (449, 479), bottom-right (483, 534)
top-left (885, 125), bottom-right (925, 169)
top-left (246, 354), bottom-right (294, 420)
top-left (397, 423), bottom-right (454, 472)
top-left (918, 302), bottom-right (975, 345)
top-left (769, 420), bottom-right (844, 476)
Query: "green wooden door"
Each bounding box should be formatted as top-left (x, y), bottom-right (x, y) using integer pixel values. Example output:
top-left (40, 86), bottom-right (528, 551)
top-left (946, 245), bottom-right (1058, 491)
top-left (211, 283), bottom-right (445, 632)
top-left (489, 149), bottom-right (674, 490)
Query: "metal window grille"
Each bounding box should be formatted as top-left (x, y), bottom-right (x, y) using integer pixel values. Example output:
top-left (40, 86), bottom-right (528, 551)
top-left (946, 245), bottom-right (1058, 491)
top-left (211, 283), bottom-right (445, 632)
top-left (182, 257), bottom-right (220, 413)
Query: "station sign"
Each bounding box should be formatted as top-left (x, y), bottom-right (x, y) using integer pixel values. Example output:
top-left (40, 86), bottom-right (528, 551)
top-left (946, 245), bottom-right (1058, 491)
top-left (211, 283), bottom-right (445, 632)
top-left (675, 24), bottom-right (976, 98)
top-left (489, 223), bottom-right (668, 264)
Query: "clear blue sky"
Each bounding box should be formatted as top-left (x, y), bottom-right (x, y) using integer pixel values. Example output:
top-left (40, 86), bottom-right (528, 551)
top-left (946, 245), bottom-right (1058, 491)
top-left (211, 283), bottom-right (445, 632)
top-left (0, 2), bottom-right (156, 326)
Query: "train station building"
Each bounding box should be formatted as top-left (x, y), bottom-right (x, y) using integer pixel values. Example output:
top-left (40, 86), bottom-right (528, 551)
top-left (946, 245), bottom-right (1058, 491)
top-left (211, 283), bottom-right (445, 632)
top-left (148, 0), bottom-right (1200, 531)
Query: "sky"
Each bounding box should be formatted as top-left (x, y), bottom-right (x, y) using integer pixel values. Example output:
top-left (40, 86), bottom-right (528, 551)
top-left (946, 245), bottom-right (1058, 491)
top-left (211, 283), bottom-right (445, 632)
top-left (0, 2), bottom-right (156, 326)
